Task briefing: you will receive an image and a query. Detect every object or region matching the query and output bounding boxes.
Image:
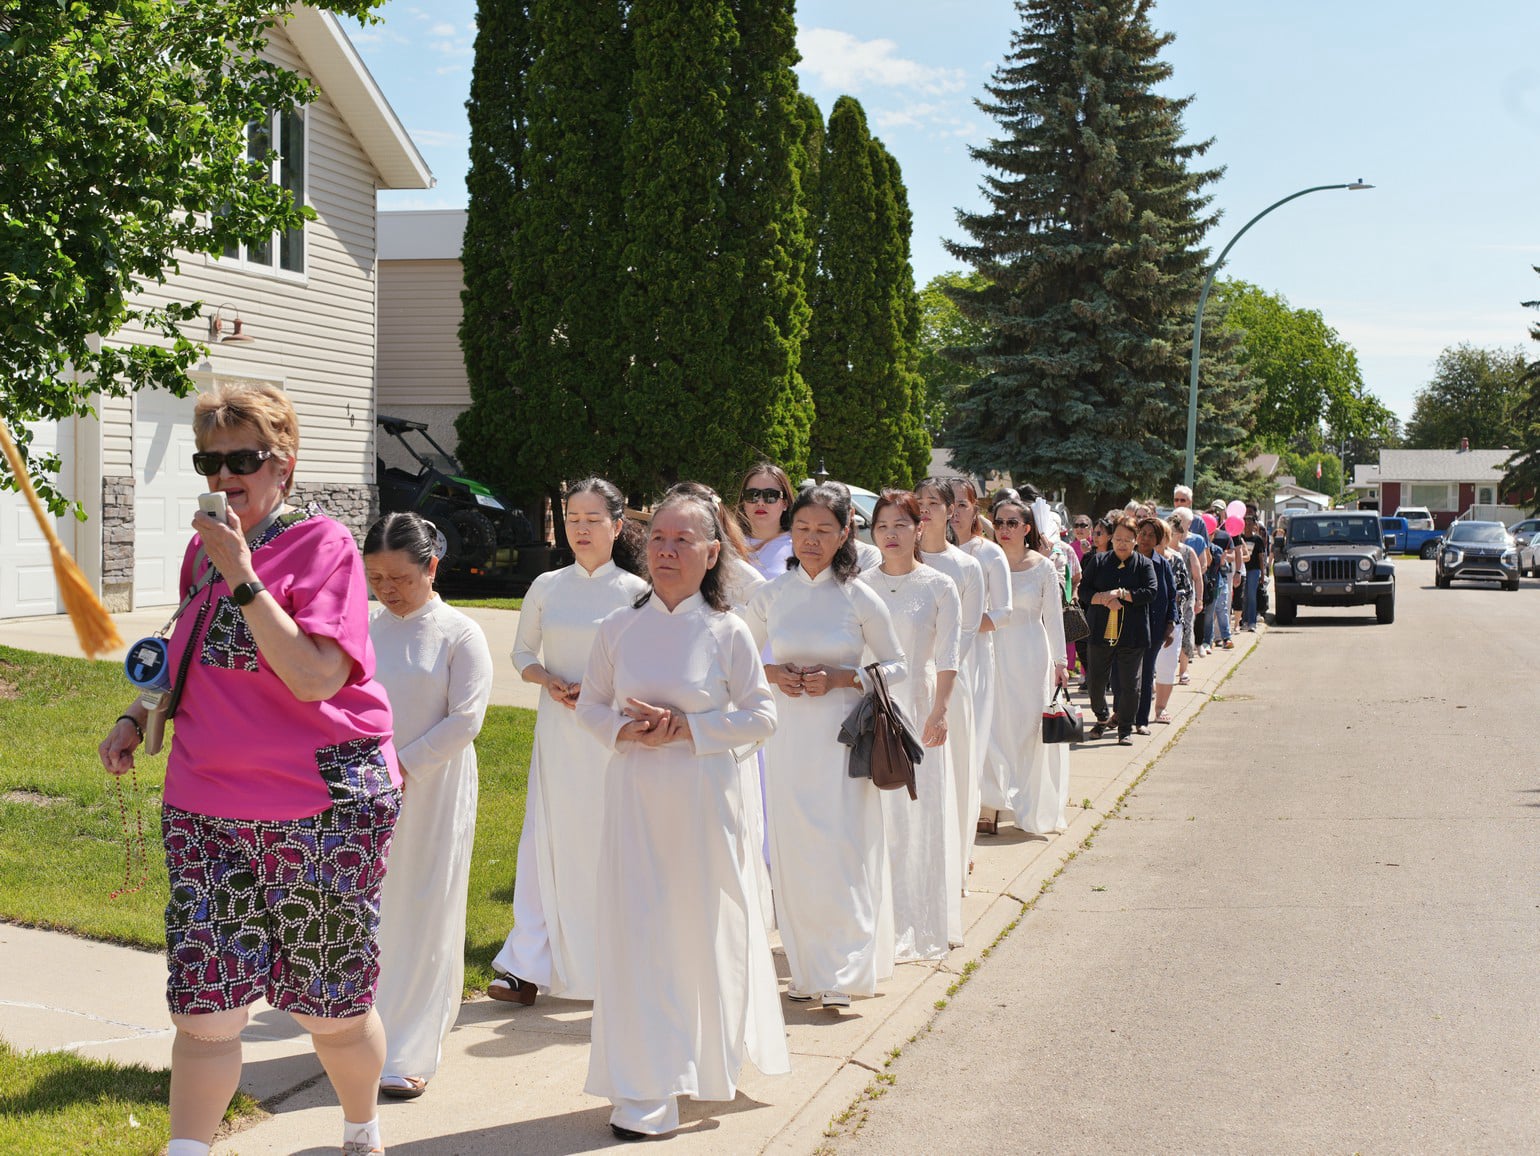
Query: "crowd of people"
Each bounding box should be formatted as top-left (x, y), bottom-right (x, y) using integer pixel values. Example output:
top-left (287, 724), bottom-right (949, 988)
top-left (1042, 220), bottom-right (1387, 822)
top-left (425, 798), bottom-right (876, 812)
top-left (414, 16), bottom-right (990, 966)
top-left (96, 381), bottom-right (1268, 1153)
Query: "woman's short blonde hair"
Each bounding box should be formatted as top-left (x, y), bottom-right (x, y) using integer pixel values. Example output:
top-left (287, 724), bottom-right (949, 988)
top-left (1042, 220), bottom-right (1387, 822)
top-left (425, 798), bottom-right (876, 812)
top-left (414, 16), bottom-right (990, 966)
top-left (192, 382), bottom-right (300, 495)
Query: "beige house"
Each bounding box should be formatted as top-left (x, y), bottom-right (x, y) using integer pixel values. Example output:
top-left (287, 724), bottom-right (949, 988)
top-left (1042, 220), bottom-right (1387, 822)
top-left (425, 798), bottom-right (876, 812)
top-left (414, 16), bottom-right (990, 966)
top-left (0, 8), bottom-right (431, 618)
top-left (375, 209), bottom-right (471, 471)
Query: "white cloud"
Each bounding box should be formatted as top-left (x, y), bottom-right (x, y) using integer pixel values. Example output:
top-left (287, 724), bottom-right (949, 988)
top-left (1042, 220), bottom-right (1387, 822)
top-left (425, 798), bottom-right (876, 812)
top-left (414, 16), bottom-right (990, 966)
top-left (409, 128), bottom-right (464, 149)
top-left (435, 65), bottom-right (467, 77)
top-left (796, 28), bottom-right (966, 97)
top-left (431, 22), bottom-right (455, 37)
top-left (432, 38), bottom-right (474, 59)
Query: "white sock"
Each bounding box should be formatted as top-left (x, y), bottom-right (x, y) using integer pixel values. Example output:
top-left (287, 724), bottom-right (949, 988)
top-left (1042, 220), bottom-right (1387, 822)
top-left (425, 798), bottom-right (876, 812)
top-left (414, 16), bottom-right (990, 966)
top-left (343, 1116), bottom-right (383, 1151)
top-left (166, 1142), bottom-right (211, 1156)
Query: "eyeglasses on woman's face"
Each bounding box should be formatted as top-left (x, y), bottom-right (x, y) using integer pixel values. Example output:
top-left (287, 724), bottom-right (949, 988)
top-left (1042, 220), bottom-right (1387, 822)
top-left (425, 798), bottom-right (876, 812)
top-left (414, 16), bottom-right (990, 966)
top-left (192, 449), bottom-right (273, 476)
top-left (995, 517), bottom-right (1025, 530)
top-left (1073, 520), bottom-right (1091, 530)
top-left (741, 487), bottom-right (785, 505)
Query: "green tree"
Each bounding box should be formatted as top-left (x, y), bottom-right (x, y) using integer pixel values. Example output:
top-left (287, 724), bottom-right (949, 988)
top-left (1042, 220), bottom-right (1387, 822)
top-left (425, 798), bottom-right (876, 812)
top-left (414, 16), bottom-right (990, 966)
top-left (718, 0), bottom-right (814, 485)
top-left (1404, 343), bottom-right (1527, 450)
top-left (457, 0), bottom-right (536, 505)
top-left (0, 0), bottom-right (382, 512)
top-left (1213, 279), bottom-right (1370, 450)
top-left (1190, 296), bottom-right (1263, 505)
top-left (1279, 450), bottom-right (1343, 498)
top-left (1500, 270), bottom-right (1540, 510)
top-left (805, 97), bottom-right (922, 488)
top-left (917, 271), bottom-right (989, 439)
top-left (944, 0), bottom-right (1224, 512)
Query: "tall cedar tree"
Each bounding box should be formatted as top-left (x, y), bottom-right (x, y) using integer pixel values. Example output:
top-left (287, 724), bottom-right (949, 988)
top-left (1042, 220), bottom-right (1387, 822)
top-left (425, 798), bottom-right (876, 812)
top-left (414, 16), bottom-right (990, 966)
top-left (719, 0), bottom-right (814, 486)
top-left (457, 0), bottom-right (533, 503)
top-left (944, 0), bottom-right (1225, 512)
top-left (619, 0), bottom-right (737, 496)
top-left (457, 0), bottom-right (628, 509)
top-left (1501, 270), bottom-right (1540, 510)
top-left (806, 97), bottom-right (926, 488)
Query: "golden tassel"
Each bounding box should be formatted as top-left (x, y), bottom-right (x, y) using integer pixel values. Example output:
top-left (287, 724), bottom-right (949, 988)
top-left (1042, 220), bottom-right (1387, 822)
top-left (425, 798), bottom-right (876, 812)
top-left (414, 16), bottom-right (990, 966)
top-left (0, 417), bottom-right (123, 658)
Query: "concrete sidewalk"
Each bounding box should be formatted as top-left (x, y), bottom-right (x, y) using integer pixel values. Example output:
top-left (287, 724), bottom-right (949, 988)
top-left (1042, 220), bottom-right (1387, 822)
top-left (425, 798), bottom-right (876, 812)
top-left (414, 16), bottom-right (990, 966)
top-left (0, 612), bottom-right (1260, 1154)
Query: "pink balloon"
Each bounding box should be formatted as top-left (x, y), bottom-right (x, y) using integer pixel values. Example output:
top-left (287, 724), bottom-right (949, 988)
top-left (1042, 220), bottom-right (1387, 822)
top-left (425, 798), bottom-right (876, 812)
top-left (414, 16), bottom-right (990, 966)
top-left (1225, 499), bottom-right (1246, 519)
top-left (1224, 515), bottom-right (1244, 535)
top-left (1202, 512), bottom-right (1217, 533)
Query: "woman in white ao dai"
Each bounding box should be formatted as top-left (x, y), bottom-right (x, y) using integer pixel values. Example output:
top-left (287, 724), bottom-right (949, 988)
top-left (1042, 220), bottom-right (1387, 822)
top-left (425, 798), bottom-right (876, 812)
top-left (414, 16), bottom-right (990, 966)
top-left (578, 495), bottom-right (785, 1140)
top-left (746, 485), bottom-right (907, 1006)
top-left (489, 480), bottom-right (648, 1004)
top-left (987, 496), bottom-right (1071, 835)
top-left (366, 514), bottom-right (494, 1099)
top-left (860, 493), bottom-right (961, 963)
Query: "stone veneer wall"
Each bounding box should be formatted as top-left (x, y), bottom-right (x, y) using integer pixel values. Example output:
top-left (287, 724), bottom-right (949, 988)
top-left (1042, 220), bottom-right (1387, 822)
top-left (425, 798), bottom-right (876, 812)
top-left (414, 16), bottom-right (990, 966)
top-left (291, 482), bottom-right (378, 544)
top-left (101, 475), bottom-right (135, 612)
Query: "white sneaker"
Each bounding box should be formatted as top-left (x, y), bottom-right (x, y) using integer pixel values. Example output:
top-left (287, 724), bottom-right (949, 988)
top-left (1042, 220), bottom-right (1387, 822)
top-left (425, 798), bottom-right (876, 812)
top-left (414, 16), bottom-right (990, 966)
top-left (786, 988), bottom-right (816, 1002)
top-left (821, 991), bottom-right (850, 1008)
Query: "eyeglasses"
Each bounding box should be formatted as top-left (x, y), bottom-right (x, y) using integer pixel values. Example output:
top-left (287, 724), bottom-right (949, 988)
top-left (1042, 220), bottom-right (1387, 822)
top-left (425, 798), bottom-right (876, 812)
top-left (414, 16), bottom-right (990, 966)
top-left (741, 488), bottom-right (785, 504)
top-left (1073, 521), bottom-right (1091, 529)
top-left (995, 518), bottom-right (1025, 530)
top-left (192, 449), bottom-right (273, 476)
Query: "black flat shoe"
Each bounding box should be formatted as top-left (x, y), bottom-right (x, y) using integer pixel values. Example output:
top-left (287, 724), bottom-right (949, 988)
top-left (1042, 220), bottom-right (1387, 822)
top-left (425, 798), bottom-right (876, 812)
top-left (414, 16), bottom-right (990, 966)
top-left (611, 1123), bottom-right (648, 1142)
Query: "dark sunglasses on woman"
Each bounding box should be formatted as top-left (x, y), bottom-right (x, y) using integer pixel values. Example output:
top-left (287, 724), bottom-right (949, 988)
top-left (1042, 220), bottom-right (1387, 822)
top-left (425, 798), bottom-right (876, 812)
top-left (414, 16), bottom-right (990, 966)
top-left (740, 487), bottom-right (785, 504)
top-left (192, 449), bottom-right (273, 476)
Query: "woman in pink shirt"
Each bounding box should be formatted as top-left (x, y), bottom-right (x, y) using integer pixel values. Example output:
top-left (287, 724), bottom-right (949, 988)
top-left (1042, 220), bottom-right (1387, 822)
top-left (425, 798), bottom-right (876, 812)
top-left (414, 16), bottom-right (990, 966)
top-left (98, 382), bottom-right (400, 1156)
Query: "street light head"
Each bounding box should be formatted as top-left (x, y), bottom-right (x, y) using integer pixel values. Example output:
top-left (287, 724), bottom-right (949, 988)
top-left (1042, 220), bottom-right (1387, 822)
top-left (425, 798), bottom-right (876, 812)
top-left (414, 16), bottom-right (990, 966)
top-left (1347, 180), bottom-right (1374, 190)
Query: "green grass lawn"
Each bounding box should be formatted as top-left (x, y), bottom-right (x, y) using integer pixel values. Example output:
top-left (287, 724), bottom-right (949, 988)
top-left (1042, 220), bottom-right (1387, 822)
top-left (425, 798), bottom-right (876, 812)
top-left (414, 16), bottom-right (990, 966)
top-left (0, 1040), bottom-right (258, 1156)
top-left (446, 596), bottom-right (523, 611)
top-left (0, 644), bottom-right (534, 993)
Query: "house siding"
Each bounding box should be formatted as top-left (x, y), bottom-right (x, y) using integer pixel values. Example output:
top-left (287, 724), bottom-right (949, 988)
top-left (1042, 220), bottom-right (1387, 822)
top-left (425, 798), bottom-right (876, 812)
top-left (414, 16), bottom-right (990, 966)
top-left (103, 25), bottom-right (381, 497)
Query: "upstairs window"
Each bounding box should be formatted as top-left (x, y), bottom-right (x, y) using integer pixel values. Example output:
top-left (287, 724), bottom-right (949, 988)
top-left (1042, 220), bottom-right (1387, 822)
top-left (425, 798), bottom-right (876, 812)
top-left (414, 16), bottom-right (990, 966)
top-left (223, 109), bottom-right (306, 274)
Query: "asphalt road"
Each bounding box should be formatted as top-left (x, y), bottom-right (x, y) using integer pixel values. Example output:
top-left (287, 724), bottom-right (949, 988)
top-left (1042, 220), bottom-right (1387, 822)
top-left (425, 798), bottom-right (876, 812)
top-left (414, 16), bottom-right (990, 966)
top-left (829, 558), bottom-right (1540, 1154)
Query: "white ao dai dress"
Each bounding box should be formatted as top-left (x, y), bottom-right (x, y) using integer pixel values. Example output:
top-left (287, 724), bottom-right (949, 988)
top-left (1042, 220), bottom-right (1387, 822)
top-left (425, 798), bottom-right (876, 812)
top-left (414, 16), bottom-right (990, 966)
top-left (746, 566), bottom-right (907, 999)
top-left (988, 559), bottom-right (1070, 834)
top-left (371, 596), bottom-right (493, 1081)
top-left (958, 535), bottom-right (1014, 815)
top-left (858, 565), bottom-right (961, 962)
top-left (493, 560), bottom-right (648, 998)
top-left (919, 544), bottom-right (984, 945)
top-left (577, 593), bottom-right (786, 1136)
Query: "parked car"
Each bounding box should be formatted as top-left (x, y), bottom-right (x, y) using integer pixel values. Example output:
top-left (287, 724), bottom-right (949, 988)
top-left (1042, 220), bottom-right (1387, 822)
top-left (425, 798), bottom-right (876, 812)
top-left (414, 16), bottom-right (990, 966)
top-left (1509, 518), bottom-right (1540, 576)
top-left (1380, 516), bottom-right (1444, 559)
top-left (1271, 510), bottom-right (1395, 624)
top-left (1435, 521), bottom-right (1526, 590)
top-left (1393, 505), bottom-right (1435, 531)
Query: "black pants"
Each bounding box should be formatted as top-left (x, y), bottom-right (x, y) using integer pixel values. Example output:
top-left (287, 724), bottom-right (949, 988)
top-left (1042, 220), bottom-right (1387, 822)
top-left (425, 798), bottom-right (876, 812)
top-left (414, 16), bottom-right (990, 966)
top-left (1086, 640), bottom-right (1146, 739)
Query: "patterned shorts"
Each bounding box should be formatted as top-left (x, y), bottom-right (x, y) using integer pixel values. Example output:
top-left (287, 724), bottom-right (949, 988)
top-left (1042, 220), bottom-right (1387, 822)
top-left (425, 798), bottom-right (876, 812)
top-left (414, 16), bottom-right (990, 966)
top-left (161, 793), bottom-right (400, 1018)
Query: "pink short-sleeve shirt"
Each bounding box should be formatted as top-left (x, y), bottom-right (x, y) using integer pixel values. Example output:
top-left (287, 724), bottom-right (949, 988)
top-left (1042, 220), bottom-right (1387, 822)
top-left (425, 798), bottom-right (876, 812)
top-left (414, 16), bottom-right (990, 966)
top-left (162, 508), bottom-right (400, 821)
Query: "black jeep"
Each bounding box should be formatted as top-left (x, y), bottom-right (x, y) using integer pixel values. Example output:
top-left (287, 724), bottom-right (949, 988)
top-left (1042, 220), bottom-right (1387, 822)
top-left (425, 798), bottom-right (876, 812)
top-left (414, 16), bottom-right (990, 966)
top-left (1271, 511), bottom-right (1396, 625)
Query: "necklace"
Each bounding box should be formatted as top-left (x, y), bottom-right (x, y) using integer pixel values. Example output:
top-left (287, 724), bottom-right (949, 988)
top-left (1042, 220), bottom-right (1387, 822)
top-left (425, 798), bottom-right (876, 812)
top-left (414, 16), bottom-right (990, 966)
top-left (879, 565), bottom-right (913, 592)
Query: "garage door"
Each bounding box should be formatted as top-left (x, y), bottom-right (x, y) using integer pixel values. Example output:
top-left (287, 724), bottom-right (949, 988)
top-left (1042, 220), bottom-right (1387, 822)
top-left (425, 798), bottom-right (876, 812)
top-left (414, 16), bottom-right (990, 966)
top-left (133, 390), bottom-right (200, 609)
top-left (0, 419), bottom-right (75, 619)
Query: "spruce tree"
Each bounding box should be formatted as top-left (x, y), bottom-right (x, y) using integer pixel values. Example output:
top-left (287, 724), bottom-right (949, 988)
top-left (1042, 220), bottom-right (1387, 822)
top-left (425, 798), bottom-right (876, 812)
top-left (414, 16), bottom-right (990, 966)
top-left (806, 97), bottom-right (920, 488)
top-left (457, 0), bottom-right (533, 503)
top-left (944, 0), bottom-right (1225, 512)
top-left (872, 141), bottom-right (932, 485)
top-left (1500, 271), bottom-right (1540, 510)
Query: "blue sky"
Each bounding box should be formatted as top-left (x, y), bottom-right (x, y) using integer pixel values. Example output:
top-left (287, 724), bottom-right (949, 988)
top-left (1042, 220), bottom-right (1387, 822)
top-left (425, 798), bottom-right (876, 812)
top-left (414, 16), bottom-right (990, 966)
top-left (349, 1), bottom-right (1540, 428)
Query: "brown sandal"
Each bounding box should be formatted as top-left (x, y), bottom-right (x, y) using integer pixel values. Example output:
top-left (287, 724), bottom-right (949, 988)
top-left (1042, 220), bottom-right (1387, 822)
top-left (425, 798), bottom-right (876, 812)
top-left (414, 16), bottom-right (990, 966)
top-left (488, 973), bottom-right (538, 1006)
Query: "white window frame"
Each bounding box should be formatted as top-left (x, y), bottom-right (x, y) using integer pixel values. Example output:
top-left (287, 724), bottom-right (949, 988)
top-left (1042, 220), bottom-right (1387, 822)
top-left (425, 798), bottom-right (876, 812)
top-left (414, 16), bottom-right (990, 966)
top-left (1405, 483), bottom-right (1453, 511)
top-left (1476, 485), bottom-right (1496, 506)
top-left (218, 108), bottom-right (309, 282)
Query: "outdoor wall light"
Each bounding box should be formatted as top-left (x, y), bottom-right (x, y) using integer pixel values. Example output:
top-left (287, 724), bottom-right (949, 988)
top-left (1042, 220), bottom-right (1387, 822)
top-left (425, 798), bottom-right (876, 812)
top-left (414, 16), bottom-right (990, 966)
top-left (208, 303), bottom-right (255, 343)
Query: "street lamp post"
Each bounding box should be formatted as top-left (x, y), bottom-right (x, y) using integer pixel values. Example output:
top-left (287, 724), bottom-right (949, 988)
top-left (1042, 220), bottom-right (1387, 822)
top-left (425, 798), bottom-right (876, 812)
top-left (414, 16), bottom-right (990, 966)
top-left (1183, 180), bottom-right (1373, 490)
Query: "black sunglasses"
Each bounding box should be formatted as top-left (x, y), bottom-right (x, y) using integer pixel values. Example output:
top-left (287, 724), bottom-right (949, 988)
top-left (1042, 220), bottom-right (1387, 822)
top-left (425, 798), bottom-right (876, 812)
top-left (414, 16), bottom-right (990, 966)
top-left (741, 487), bottom-right (785, 504)
top-left (1073, 521), bottom-right (1091, 528)
top-left (192, 449), bottom-right (273, 476)
top-left (995, 518), bottom-right (1025, 530)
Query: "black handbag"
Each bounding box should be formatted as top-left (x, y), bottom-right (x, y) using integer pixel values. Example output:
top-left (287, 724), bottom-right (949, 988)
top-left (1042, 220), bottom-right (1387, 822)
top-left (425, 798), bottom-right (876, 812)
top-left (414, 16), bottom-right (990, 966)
top-left (1061, 586), bottom-right (1090, 643)
top-left (1042, 685), bottom-right (1084, 744)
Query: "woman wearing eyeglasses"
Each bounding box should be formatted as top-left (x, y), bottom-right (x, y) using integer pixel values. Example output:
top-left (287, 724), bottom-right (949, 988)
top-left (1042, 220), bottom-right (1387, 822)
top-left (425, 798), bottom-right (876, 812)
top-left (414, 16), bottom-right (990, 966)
top-left (986, 495), bottom-right (1071, 834)
top-left (735, 462), bottom-right (796, 580)
top-left (97, 381), bottom-right (401, 1156)
top-left (746, 484), bottom-right (907, 1008)
top-left (487, 478), bottom-right (649, 1008)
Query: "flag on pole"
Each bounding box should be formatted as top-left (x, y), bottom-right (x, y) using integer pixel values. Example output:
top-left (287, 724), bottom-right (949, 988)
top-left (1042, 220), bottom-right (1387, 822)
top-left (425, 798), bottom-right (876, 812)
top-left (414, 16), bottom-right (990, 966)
top-left (1315, 460), bottom-right (1322, 480)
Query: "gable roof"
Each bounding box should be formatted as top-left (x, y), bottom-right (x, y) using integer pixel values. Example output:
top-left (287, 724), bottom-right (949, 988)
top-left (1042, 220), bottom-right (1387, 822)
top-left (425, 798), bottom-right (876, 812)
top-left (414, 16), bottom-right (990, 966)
top-left (1378, 448), bottom-right (1510, 482)
top-left (286, 6), bottom-right (433, 191)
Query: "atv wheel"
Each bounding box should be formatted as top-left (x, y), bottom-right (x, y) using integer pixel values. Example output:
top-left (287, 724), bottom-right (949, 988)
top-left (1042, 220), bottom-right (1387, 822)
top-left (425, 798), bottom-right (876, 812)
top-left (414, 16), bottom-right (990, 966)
top-left (448, 508), bottom-right (499, 569)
